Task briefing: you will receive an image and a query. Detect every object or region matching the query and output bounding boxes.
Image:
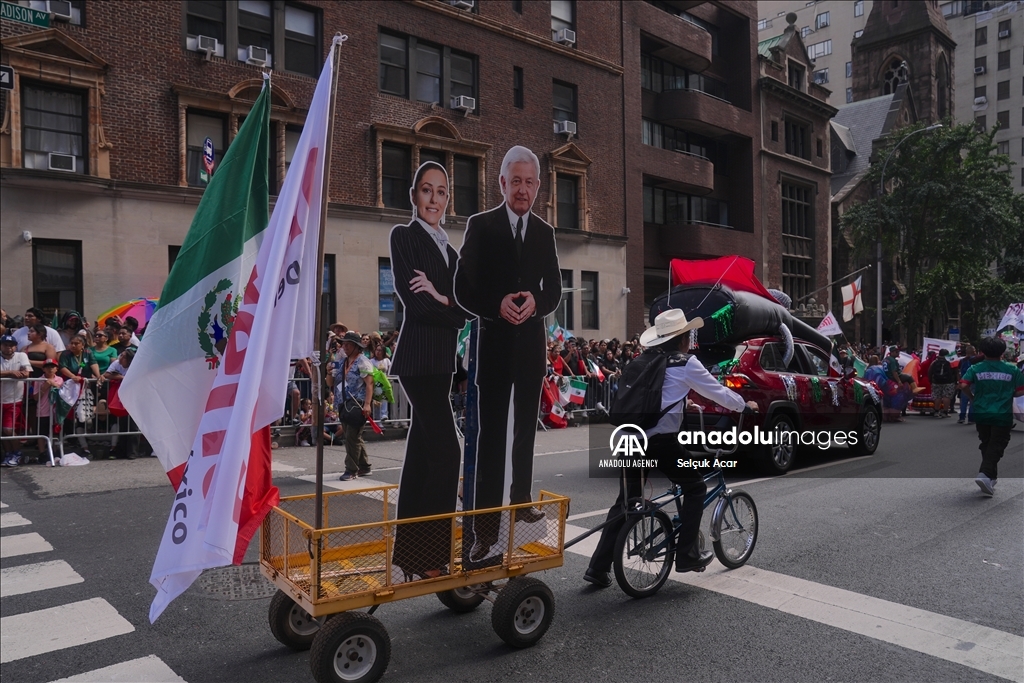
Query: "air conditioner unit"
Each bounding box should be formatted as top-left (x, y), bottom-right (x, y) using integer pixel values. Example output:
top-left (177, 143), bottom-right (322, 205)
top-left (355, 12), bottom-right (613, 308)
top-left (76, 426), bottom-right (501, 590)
top-left (554, 28), bottom-right (576, 45)
top-left (197, 35), bottom-right (219, 54)
top-left (246, 45), bottom-right (269, 66)
top-left (998, 29), bottom-right (1010, 38)
top-left (46, 0), bottom-right (72, 19)
top-left (554, 119), bottom-right (577, 135)
top-left (974, 96), bottom-right (988, 105)
top-left (448, 0), bottom-right (475, 8)
top-left (450, 95), bottom-right (476, 111)
top-left (974, 65), bottom-right (986, 74)
top-left (48, 152), bottom-right (75, 173)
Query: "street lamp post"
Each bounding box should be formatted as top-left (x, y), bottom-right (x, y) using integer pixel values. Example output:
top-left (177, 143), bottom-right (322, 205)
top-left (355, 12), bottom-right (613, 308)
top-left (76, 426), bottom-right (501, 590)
top-left (875, 122), bottom-right (943, 350)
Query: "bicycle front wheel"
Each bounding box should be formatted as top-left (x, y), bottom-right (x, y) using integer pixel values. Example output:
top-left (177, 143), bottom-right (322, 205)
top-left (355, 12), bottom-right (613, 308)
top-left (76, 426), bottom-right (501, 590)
top-left (613, 509), bottom-right (674, 598)
top-left (712, 491), bottom-right (758, 569)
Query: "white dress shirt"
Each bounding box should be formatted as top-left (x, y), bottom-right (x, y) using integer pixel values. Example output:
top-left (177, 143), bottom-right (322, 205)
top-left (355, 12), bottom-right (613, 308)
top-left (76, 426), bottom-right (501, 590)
top-left (414, 217), bottom-right (450, 266)
top-left (505, 203), bottom-right (529, 241)
top-left (13, 325), bottom-right (65, 353)
top-left (649, 355), bottom-right (748, 437)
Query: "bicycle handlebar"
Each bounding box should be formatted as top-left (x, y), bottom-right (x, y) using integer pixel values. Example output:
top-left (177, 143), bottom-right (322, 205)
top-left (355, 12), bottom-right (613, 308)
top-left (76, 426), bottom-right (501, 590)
top-left (688, 405), bottom-right (747, 457)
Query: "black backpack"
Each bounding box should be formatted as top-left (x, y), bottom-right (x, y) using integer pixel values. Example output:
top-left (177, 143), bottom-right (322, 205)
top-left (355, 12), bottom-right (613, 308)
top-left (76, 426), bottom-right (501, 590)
top-left (609, 347), bottom-right (687, 429)
top-left (931, 358), bottom-right (954, 384)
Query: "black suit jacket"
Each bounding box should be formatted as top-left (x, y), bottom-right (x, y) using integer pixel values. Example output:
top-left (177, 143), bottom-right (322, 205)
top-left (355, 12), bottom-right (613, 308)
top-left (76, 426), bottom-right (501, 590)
top-left (389, 221), bottom-right (470, 377)
top-left (454, 204), bottom-right (561, 342)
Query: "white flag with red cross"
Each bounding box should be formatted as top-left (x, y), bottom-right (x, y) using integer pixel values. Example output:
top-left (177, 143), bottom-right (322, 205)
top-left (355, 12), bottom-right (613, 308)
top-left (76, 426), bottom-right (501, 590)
top-left (841, 276), bottom-right (864, 322)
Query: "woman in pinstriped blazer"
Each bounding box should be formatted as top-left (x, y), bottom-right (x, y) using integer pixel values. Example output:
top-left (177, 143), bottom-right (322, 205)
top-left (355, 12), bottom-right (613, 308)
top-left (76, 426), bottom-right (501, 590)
top-left (389, 161), bottom-right (470, 580)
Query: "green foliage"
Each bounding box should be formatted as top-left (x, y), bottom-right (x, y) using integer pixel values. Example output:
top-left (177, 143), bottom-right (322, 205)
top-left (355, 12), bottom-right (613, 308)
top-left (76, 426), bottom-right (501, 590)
top-left (840, 122), bottom-right (1022, 342)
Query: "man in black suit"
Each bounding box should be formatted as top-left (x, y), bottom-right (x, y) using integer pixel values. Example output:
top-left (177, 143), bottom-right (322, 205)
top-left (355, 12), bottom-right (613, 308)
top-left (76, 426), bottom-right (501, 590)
top-left (454, 146), bottom-right (562, 562)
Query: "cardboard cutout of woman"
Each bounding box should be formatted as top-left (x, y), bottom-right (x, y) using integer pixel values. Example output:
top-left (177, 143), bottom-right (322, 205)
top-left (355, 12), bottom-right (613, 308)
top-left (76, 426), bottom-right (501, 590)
top-left (388, 162), bottom-right (470, 580)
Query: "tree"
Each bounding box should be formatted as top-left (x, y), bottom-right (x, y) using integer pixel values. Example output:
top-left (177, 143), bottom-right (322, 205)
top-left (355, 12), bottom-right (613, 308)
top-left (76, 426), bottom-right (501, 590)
top-left (840, 122), bottom-right (1023, 345)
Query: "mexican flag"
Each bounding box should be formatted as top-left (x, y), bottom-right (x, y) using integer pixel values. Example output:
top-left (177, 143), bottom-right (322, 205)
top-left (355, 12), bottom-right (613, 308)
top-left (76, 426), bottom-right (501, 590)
top-left (456, 320), bottom-right (472, 357)
top-left (51, 381), bottom-right (81, 424)
top-left (568, 377), bottom-right (587, 405)
top-left (120, 79), bottom-right (273, 490)
top-left (587, 359), bottom-right (605, 382)
top-left (547, 402), bottom-right (568, 428)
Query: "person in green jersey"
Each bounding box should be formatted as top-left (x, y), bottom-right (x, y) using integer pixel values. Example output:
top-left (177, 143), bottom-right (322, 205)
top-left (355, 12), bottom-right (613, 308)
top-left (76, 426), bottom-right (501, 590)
top-left (959, 337), bottom-right (1024, 496)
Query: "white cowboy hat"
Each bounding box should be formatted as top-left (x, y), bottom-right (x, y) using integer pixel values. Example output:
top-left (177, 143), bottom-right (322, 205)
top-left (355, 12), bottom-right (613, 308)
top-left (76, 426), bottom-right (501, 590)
top-left (640, 309), bottom-right (704, 347)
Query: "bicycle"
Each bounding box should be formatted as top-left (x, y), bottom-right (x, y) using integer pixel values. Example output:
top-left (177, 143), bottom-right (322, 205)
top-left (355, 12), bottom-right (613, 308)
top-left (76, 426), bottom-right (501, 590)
top-left (612, 410), bottom-right (759, 598)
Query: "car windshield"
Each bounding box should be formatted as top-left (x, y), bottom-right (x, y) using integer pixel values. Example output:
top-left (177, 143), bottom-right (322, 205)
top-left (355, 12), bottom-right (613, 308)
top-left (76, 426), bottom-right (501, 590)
top-left (693, 343), bottom-right (745, 374)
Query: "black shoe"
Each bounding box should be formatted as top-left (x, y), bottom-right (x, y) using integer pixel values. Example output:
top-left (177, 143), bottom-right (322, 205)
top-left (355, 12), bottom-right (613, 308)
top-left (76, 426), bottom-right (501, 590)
top-left (514, 506), bottom-right (546, 524)
top-left (583, 568), bottom-right (612, 588)
top-left (675, 549), bottom-right (714, 573)
top-left (468, 541), bottom-right (493, 564)
top-left (357, 467), bottom-right (372, 477)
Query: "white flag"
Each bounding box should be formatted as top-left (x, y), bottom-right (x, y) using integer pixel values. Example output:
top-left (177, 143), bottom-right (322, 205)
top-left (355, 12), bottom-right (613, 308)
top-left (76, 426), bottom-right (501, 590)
top-left (817, 311), bottom-right (844, 336)
top-left (840, 276), bottom-right (864, 322)
top-left (148, 39), bottom-right (340, 623)
top-left (922, 337), bottom-right (957, 357)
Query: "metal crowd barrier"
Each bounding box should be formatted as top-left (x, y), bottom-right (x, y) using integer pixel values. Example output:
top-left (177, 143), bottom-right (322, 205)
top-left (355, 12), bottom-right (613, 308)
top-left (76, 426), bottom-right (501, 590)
top-left (0, 377), bottom-right (61, 465)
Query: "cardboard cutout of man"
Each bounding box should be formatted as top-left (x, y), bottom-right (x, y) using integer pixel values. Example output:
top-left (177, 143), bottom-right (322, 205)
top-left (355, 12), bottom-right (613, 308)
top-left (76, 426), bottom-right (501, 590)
top-left (454, 145), bottom-right (562, 563)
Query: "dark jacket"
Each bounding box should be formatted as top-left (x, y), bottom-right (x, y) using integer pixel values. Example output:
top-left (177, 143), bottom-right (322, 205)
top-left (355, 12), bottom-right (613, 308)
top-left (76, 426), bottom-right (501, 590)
top-left (389, 221), bottom-right (469, 376)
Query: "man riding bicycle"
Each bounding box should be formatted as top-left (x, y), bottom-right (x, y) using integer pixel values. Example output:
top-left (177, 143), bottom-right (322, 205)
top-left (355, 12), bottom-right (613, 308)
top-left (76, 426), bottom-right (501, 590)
top-left (585, 309), bottom-right (758, 588)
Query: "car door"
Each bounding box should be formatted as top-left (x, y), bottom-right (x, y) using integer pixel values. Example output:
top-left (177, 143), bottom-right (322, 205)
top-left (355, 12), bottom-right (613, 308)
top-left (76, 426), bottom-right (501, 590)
top-left (758, 341), bottom-right (812, 429)
top-left (802, 343), bottom-right (855, 429)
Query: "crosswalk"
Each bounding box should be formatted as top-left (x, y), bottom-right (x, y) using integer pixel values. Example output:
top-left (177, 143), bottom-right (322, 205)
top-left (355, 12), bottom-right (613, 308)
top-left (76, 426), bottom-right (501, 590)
top-left (0, 499), bottom-right (186, 682)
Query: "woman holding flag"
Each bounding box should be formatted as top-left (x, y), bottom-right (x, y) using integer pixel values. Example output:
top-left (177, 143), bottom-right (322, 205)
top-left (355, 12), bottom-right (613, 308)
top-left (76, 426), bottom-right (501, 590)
top-left (388, 161), bottom-right (470, 580)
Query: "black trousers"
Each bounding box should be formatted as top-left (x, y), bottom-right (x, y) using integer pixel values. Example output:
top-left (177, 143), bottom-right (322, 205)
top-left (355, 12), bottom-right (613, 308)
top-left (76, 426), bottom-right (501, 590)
top-left (976, 423), bottom-right (1013, 481)
top-left (392, 374), bottom-right (461, 574)
top-left (589, 434), bottom-right (706, 573)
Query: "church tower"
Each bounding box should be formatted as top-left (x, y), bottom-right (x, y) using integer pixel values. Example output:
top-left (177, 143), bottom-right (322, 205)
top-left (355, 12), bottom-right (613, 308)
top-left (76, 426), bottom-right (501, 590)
top-left (851, 0), bottom-right (955, 123)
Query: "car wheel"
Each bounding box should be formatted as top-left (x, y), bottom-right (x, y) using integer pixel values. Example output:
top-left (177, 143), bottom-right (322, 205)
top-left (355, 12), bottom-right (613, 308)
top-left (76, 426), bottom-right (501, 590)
top-left (849, 404), bottom-right (881, 455)
top-left (759, 412), bottom-right (797, 475)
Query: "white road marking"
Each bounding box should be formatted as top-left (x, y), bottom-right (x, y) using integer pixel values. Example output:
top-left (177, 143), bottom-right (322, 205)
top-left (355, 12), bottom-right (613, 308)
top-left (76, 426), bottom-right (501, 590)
top-left (50, 655), bottom-right (186, 682)
top-left (270, 461), bottom-right (304, 472)
top-left (0, 511), bottom-right (32, 528)
top-left (564, 523), bottom-right (1024, 682)
top-left (1, 532), bottom-right (54, 559)
top-left (1, 559), bottom-right (84, 597)
top-left (0, 598), bottom-right (134, 663)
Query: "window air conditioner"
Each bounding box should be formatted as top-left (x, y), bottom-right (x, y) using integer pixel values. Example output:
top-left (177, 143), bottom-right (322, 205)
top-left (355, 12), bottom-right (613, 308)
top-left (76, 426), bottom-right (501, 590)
top-left (46, 0), bottom-right (72, 19)
top-left (974, 65), bottom-right (986, 74)
top-left (448, 0), bottom-right (475, 9)
top-left (246, 45), bottom-right (269, 66)
top-left (197, 35), bottom-right (219, 54)
top-left (554, 120), bottom-right (577, 135)
top-left (48, 152), bottom-right (75, 173)
top-left (554, 28), bottom-right (576, 45)
top-left (451, 95), bottom-right (476, 111)
top-left (974, 96), bottom-right (988, 106)
top-left (998, 29), bottom-right (1010, 39)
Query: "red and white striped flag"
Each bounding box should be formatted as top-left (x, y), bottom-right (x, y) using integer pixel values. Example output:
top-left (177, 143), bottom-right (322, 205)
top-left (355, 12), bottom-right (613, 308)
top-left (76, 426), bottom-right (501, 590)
top-left (148, 40), bottom-right (340, 622)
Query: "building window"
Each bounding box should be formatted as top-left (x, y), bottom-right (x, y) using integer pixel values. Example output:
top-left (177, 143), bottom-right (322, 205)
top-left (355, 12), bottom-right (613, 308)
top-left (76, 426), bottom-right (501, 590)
top-left (997, 50), bottom-right (1010, 70)
top-left (419, 148), bottom-right (445, 167)
top-left (557, 270), bottom-right (574, 331)
top-left (846, 61), bottom-right (852, 78)
top-left (581, 271), bottom-right (598, 329)
top-left (806, 39), bottom-right (832, 60)
top-left (998, 19), bottom-right (1011, 38)
top-left (941, 1), bottom-right (961, 17)
top-left (997, 80), bottom-right (1010, 100)
top-left (513, 0), bottom-right (522, 13)
top-left (284, 125), bottom-right (302, 174)
top-left (553, 79), bottom-right (577, 125)
top-left (771, 120), bottom-right (778, 141)
top-left (975, 56), bottom-right (987, 72)
top-left (238, 0), bottom-right (273, 62)
top-left (33, 239), bottom-right (82, 317)
top-left (976, 84), bottom-right (987, 99)
top-left (284, 4), bottom-right (320, 77)
top-left (643, 182), bottom-right (729, 227)
top-left (551, 0), bottom-right (575, 40)
top-left (379, 32), bottom-right (408, 97)
top-left (996, 140), bottom-right (1010, 155)
top-left (785, 118), bottom-right (810, 160)
top-left (186, 111), bottom-right (226, 187)
top-left (789, 63), bottom-right (805, 91)
top-left (378, 258), bottom-right (403, 333)
top-left (781, 182), bottom-right (813, 302)
top-left (513, 66), bottom-right (524, 108)
top-left (322, 254), bottom-right (336, 329)
top-left (846, 87), bottom-right (853, 103)
top-left (641, 52), bottom-right (725, 99)
top-left (812, 68), bottom-right (829, 85)
top-left (996, 110), bottom-right (1009, 130)
top-left (378, 32), bottom-right (477, 110)
top-left (758, 18), bottom-right (772, 31)
top-left (975, 116), bottom-right (986, 132)
top-left (556, 174), bottom-right (579, 229)
top-left (381, 142), bottom-right (411, 210)
top-left (976, 26), bottom-right (987, 45)
top-left (817, 138), bottom-right (823, 157)
top-left (641, 119), bottom-right (729, 173)
top-left (21, 84), bottom-right (87, 175)
top-left (854, 0), bottom-right (864, 17)
top-left (815, 12), bottom-right (830, 29)
top-left (883, 58), bottom-right (909, 95)
top-left (168, 245), bottom-right (182, 272)
top-left (854, 29), bottom-right (864, 38)
top-left (453, 155), bottom-right (479, 216)
top-left (801, 26), bottom-right (811, 38)
top-left (187, 0), bottom-right (226, 50)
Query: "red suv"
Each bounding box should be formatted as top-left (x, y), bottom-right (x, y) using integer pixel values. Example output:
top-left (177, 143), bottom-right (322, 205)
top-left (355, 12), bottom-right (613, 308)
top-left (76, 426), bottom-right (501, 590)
top-left (683, 337), bottom-right (882, 474)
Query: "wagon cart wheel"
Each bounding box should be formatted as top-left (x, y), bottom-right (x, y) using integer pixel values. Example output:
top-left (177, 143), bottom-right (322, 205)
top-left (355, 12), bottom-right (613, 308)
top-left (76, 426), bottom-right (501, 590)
top-left (268, 590), bottom-right (321, 651)
top-left (437, 585), bottom-right (485, 613)
top-left (310, 612), bottom-right (391, 683)
top-left (490, 577), bottom-right (555, 648)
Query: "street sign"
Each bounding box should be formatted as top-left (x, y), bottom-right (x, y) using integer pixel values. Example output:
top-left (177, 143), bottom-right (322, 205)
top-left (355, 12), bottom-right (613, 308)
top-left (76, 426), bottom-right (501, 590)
top-left (0, 65), bottom-right (13, 92)
top-left (0, 1), bottom-right (50, 28)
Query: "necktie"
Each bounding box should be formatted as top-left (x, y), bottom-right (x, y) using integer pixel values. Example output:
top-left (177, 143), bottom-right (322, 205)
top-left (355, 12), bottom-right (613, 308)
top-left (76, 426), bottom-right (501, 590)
top-left (515, 216), bottom-right (524, 259)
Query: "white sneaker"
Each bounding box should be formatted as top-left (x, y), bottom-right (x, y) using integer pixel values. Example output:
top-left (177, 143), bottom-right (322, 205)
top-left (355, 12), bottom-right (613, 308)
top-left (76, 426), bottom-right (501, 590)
top-left (975, 473), bottom-right (995, 496)
top-left (299, 441), bottom-right (310, 447)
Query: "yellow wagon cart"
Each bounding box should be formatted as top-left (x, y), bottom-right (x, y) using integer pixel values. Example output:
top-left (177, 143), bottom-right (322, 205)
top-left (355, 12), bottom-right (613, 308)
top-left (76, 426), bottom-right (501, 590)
top-left (260, 484), bottom-right (570, 683)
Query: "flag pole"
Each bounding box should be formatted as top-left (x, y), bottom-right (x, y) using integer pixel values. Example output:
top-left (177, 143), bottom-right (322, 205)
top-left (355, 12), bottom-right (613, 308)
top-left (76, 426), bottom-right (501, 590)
top-left (313, 34), bottom-right (346, 534)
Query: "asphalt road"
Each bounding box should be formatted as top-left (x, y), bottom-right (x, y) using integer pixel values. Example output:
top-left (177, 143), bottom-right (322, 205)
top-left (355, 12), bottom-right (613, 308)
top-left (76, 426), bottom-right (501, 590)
top-left (1, 414), bottom-right (1021, 683)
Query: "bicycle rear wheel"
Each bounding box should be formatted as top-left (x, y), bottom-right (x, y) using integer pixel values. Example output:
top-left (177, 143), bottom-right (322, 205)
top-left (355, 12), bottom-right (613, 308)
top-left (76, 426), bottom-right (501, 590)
top-left (712, 491), bottom-right (758, 569)
top-left (613, 509), bottom-right (674, 598)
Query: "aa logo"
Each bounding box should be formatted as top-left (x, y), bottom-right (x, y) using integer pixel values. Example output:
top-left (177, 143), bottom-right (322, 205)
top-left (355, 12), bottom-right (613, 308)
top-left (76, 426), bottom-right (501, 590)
top-left (609, 424), bottom-right (648, 458)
